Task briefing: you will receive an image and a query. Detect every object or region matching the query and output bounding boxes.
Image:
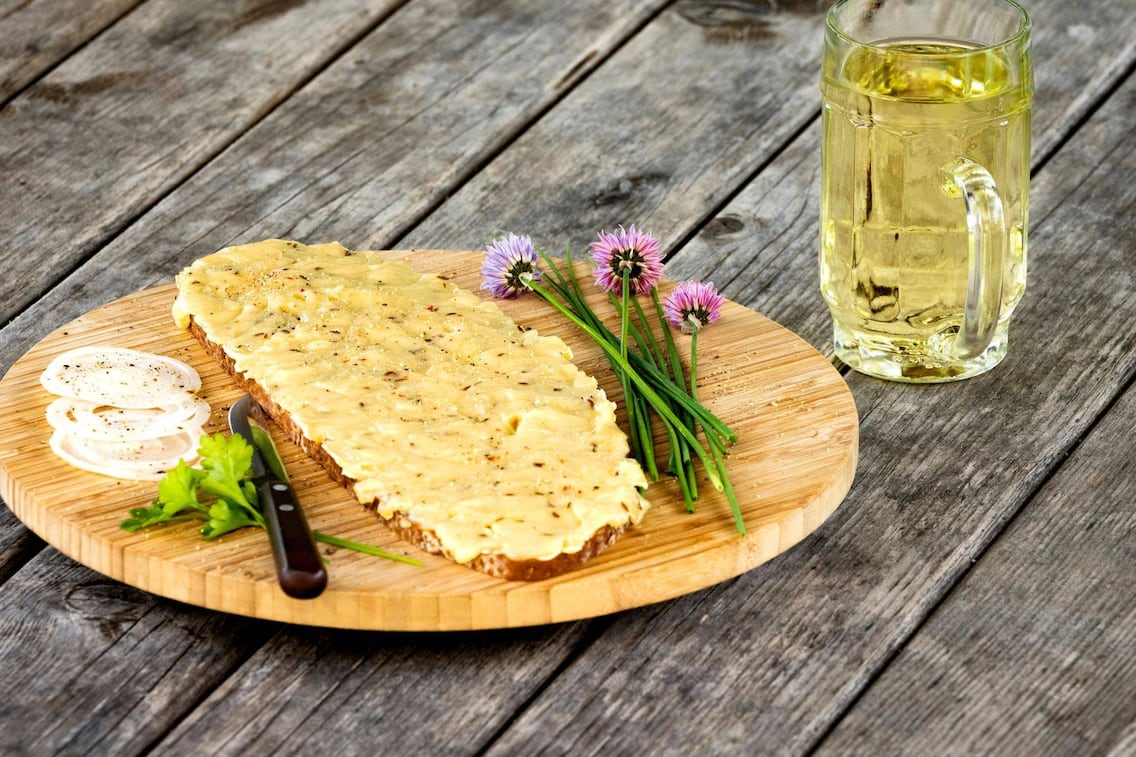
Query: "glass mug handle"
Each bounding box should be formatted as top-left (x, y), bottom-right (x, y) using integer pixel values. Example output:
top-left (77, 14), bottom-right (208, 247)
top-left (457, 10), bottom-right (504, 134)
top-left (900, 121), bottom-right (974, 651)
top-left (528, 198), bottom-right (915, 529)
top-left (941, 158), bottom-right (1006, 360)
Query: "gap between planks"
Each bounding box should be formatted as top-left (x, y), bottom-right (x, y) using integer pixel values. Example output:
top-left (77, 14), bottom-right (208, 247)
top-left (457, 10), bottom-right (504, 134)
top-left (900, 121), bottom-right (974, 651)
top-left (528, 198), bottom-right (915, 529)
top-left (806, 361), bottom-right (1136, 756)
top-left (385, 0), bottom-right (679, 252)
top-left (0, 0), bottom-right (145, 109)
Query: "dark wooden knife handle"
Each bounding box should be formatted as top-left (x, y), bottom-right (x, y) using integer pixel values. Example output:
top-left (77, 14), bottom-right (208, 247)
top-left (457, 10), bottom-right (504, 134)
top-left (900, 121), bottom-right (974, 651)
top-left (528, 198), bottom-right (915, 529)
top-left (260, 479), bottom-right (328, 599)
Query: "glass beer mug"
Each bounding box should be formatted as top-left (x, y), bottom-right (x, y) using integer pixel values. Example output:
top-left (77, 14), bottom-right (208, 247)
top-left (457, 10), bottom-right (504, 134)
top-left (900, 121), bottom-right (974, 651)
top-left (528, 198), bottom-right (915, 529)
top-left (820, 0), bottom-right (1032, 381)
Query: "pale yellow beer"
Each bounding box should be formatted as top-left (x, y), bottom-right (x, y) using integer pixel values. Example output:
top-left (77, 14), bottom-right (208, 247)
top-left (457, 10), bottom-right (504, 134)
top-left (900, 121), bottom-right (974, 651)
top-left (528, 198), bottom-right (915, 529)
top-left (820, 0), bottom-right (1031, 381)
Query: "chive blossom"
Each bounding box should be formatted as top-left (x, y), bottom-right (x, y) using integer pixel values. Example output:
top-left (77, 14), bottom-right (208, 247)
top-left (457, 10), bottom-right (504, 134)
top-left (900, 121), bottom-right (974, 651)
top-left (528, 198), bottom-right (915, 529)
top-left (480, 233), bottom-right (542, 298)
top-left (663, 280), bottom-right (725, 334)
top-left (589, 225), bottom-right (664, 295)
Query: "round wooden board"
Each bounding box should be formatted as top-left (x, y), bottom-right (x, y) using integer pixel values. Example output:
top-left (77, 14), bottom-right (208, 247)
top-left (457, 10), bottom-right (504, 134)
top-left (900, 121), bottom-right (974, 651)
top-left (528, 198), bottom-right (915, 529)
top-left (0, 249), bottom-right (857, 631)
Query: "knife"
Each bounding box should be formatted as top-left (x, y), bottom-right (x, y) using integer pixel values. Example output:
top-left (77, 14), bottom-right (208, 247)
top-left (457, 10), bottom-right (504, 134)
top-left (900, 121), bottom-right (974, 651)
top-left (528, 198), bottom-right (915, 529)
top-left (228, 394), bottom-right (327, 599)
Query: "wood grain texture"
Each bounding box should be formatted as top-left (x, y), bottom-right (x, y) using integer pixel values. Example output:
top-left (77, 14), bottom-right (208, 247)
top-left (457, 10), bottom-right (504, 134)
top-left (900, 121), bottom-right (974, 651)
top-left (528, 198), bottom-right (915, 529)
top-left (0, 548), bottom-right (272, 754)
top-left (480, 42), bottom-right (1136, 756)
top-left (398, 0), bottom-right (830, 254)
top-left (0, 0), bottom-right (141, 103)
top-left (665, 123), bottom-right (828, 351)
top-left (816, 365), bottom-right (1136, 754)
top-left (153, 621), bottom-right (594, 754)
top-left (0, 0), bottom-right (404, 325)
top-left (1027, 2), bottom-right (1136, 164)
top-left (0, 501), bottom-right (42, 585)
top-left (0, 250), bottom-right (857, 631)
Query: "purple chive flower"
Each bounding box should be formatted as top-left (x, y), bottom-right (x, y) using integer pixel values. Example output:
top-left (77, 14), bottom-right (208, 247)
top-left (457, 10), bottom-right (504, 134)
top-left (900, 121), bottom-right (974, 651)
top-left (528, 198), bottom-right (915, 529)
top-left (481, 233), bottom-right (541, 298)
top-left (589, 225), bottom-right (664, 295)
top-left (663, 280), bottom-right (726, 334)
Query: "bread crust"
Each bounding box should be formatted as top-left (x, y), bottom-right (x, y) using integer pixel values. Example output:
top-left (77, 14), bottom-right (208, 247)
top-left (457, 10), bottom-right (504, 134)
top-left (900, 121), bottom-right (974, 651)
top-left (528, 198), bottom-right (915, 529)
top-left (189, 317), bottom-right (628, 580)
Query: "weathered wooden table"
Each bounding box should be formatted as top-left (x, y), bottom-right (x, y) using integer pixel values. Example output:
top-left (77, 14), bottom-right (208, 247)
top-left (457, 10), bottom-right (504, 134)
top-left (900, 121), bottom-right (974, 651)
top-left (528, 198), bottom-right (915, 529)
top-left (1, 0), bottom-right (1134, 753)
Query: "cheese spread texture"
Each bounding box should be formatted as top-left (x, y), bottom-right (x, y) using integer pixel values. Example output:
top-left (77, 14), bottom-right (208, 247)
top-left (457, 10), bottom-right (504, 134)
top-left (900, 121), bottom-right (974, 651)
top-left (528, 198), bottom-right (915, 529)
top-left (173, 240), bottom-right (649, 564)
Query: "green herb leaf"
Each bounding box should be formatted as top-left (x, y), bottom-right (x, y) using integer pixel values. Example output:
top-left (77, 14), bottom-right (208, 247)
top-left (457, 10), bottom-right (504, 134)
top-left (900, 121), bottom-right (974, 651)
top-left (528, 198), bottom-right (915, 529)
top-left (197, 433), bottom-right (256, 507)
top-left (251, 424), bottom-right (289, 482)
top-left (120, 459), bottom-right (209, 532)
top-left (157, 460), bottom-right (207, 515)
top-left (121, 431), bottom-right (418, 565)
top-left (312, 531), bottom-right (422, 566)
top-left (202, 499), bottom-right (260, 539)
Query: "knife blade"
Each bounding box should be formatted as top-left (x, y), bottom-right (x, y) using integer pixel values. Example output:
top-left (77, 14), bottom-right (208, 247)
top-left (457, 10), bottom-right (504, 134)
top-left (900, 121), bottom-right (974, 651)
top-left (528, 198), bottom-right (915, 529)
top-left (228, 394), bottom-right (327, 599)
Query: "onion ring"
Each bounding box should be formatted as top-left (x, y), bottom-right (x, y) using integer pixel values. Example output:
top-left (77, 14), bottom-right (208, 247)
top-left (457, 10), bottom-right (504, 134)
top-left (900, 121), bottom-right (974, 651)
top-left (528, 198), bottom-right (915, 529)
top-left (40, 346), bottom-right (201, 409)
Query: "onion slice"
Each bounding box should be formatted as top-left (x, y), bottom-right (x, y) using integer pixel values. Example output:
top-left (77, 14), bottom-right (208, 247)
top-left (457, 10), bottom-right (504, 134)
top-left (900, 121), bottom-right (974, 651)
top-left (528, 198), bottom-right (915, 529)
top-left (40, 346), bottom-right (201, 409)
top-left (49, 426), bottom-right (205, 481)
top-left (46, 397), bottom-right (211, 441)
top-left (40, 346), bottom-right (211, 480)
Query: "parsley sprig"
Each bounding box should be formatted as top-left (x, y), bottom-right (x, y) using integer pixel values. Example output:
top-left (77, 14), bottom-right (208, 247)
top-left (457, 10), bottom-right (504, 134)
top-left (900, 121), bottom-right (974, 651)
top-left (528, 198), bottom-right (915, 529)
top-left (121, 431), bottom-right (421, 565)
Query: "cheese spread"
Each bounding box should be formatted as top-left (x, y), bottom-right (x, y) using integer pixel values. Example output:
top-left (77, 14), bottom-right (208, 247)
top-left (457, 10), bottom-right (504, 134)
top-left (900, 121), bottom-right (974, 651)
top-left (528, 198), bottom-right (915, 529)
top-left (173, 240), bottom-right (650, 564)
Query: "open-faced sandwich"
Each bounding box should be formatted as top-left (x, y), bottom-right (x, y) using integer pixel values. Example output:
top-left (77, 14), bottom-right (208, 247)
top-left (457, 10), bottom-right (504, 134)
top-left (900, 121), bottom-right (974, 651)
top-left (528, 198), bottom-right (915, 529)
top-left (172, 239), bottom-right (650, 580)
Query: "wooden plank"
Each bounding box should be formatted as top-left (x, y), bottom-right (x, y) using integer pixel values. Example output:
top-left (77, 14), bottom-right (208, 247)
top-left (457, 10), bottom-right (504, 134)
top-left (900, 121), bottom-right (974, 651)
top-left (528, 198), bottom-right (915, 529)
top-left (0, 0), bottom-right (141, 103)
top-left (665, 123), bottom-right (829, 350)
top-left (0, 265), bottom-right (855, 631)
top-left (1029, 9), bottom-right (1136, 164)
top-left (153, 622), bottom-right (594, 754)
top-left (0, 549), bottom-right (272, 754)
top-left (396, 0), bottom-right (1136, 262)
top-left (480, 51), bottom-right (1136, 756)
top-left (397, 0), bottom-right (829, 253)
top-left (816, 369), bottom-right (1136, 753)
top-left (0, 505), bottom-right (41, 585)
top-left (0, 0), bottom-right (406, 326)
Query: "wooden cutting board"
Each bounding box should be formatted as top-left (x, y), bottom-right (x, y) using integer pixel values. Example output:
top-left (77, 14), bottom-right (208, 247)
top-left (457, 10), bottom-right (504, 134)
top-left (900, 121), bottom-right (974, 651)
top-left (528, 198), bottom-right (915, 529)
top-left (0, 250), bottom-right (857, 631)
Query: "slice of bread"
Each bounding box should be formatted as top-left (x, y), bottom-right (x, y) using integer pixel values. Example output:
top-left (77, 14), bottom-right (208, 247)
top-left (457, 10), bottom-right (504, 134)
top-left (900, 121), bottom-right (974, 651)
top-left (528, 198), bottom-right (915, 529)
top-left (174, 240), bottom-right (650, 580)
